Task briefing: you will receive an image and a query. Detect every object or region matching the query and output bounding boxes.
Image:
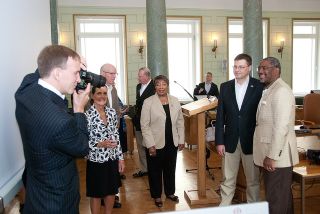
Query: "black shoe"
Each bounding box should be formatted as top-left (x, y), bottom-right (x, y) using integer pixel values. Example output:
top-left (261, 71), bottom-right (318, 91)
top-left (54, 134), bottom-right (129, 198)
top-left (166, 195), bottom-right (179, 202)
top-left (154, 198), bottom-right (163, 207)
top-left (132, 171), bottom-right (148, 178)
top-left (113, 201), bottom-right (122, 208)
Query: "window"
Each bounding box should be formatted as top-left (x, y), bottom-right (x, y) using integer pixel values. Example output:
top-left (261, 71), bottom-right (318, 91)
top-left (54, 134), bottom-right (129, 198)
top-left (74, 16), bottom-right (127, 102)
top-left (167, 18), bottom-right (201, 101)
top-left (293, 20), bottom-right (320, 95)
top-left (228, 18), bottom-right (269, 80)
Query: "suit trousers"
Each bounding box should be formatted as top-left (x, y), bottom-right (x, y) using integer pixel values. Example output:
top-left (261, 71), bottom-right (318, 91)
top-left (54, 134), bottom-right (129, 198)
top-left (263, 167), bottom-right (293, 214)
top-left (220, 142), bottom-right (260, 206)
top-left (134, 129), bottom-right (148, 172)
top-left (146, 142), bottom-right (177, 199)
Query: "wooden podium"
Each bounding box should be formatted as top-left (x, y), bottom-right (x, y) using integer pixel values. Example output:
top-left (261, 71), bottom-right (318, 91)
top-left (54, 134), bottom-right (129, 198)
top-left (181, 98), bottom-right (220, 205)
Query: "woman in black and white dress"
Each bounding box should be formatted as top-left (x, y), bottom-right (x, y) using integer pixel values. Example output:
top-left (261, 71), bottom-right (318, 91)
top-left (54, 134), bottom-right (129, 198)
top-left (85, 86), bottom-right (125, 214)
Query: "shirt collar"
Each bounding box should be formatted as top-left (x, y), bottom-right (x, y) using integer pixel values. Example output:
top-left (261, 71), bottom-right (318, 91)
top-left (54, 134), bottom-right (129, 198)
top-left (38, 79), bottom-right (65, 99)
top-left (235, 75), bottom-right (250, 87)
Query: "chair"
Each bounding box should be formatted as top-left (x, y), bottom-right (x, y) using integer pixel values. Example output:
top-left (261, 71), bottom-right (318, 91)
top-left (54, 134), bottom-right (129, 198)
top-left (297, 93), bottom-right (320, 127)
top-left (124, 115), bottom-right (135, 155)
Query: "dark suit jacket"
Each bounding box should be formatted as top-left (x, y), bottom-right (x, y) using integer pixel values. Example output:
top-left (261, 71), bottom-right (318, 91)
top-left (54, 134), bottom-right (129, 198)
top-left (193, 82), bottom-right (219, 98)
top-left (15, 70), bottom-right (89, 214)
top-left (133, 80), bottom-right (155, 131)
top-left (215, 77), bottom-right (263, 154)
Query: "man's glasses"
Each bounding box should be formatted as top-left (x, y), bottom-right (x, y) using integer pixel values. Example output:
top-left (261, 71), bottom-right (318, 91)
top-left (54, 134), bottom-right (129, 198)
top-left (104, 71), bottom-right (118, 75)
top-left (233, 65), bottom-right (248, 70)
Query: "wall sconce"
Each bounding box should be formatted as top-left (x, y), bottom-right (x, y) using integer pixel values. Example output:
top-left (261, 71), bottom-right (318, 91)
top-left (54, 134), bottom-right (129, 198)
top-left (278, 40), bottom-right (284, 58)
top-left (212, 39), bottom-right (218, 58)
top-left (138, 38), bottom-right (144, 59)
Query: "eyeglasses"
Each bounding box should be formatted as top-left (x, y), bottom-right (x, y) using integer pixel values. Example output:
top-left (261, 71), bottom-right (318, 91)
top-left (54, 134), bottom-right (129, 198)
top-left (257, 66), bottom-right (274, 71)
top-left (103, 71), bottom-right (118, 75)
top-left (233, 65), bottom-right (248, 70)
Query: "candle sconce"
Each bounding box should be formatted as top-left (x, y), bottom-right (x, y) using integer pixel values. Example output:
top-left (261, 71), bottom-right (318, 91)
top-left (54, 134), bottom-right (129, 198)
top-left (278, 40), bottom-right (284, 58)
top-left (212, 39), bottom-right (218, 58)
top-left (138, 38), bottom-right (144, 59)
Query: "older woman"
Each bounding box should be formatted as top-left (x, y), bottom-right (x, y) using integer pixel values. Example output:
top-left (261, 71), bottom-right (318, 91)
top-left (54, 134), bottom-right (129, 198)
top-left (85, 86), bottom-right (125, 214)
top-left (140, 75), bottom-right (185, 207)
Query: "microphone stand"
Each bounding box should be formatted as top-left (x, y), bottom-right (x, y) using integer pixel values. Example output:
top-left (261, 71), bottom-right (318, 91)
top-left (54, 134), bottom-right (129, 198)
top-left (173, 80), bottom-right (196, 101)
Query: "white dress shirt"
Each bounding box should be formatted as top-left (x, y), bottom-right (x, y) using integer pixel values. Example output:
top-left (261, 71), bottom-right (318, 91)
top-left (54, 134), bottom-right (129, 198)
top-left (235, 76), bottom-right (249, 110)
top-left (140, 79), bottom-right (151, 96)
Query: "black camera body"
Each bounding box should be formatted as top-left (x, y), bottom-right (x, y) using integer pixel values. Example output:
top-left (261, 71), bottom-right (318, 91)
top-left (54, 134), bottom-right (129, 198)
top-left (76, 69), bottom-right (106, 91)
top-left (307, 149), bottom-right (320, 165)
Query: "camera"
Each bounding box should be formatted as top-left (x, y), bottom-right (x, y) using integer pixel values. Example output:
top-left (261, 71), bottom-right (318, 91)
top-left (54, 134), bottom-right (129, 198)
top-left (76, 69), bottom-right (106, 91)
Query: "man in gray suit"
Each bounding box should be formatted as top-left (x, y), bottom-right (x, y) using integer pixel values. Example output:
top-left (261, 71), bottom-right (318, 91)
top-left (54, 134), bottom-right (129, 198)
top-left (254, 57), bottom-right (299, 214)
top-left (15, 45), bottom-right (90, 213)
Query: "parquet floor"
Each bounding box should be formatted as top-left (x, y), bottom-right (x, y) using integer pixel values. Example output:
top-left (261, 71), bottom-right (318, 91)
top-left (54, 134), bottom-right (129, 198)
top-left (5, 145), bottom-right (320, 213)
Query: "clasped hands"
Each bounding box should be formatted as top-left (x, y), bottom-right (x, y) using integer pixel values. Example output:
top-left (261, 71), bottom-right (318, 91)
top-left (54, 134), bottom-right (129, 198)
top-left (97, 139), bottom-right (118, 148)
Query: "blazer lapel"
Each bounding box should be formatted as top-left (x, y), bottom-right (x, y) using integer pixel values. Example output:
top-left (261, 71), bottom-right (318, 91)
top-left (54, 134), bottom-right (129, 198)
top-left (229, 80), bottom-right (239, 111)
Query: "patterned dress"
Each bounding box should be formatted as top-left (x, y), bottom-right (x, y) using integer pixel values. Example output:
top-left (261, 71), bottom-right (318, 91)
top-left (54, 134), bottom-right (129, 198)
top-left (85, 105), bottom-right (123, 197)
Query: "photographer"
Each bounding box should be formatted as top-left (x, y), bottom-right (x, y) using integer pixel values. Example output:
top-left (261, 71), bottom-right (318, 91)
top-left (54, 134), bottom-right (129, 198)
top-left (15, 45), bottom-right (91, 213)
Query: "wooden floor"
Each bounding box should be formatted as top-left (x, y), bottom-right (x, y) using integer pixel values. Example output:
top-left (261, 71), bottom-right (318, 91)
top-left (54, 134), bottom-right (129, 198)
top-left (6, 145), bottom-right (320, 213)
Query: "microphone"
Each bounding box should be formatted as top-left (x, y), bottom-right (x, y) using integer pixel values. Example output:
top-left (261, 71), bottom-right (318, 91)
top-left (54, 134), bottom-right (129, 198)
top-left (173, 80), bottom-right (196, 101)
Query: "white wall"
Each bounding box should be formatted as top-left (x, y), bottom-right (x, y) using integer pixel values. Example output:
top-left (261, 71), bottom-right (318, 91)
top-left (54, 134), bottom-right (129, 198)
top-left (0, 0), bottom-right (51, 206)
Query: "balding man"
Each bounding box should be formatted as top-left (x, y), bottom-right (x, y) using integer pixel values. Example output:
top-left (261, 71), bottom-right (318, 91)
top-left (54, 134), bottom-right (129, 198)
top-left (133, 67), bottom-right (155, 178)
top-left (100, 64), bottom-right (120, 118)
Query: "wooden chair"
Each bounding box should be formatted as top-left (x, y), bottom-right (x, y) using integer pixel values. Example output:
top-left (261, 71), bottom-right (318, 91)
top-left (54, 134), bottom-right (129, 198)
top-left (297, 93), bottom-right (320, 127)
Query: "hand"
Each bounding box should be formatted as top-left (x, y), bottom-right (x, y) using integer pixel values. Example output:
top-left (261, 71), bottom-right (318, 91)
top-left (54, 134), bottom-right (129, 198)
top-left (97, 139), bottom-right (118, 148)
top-left (118, 160), bottom-right (125, 173)
top-left (178, 144), bottom-right (185, 151)
top-left (148, 146), bottom-right (156, 157)
top-left (80, 56), bottom-right (87, 70)
top-left (198, 88), bottom-right (204, 93)
top-left (216, 145), bottom-right (225, 156)
top-left (73, 83), bottom-right (91, 113)
top-left (263, 157), bottom-right (276, 172)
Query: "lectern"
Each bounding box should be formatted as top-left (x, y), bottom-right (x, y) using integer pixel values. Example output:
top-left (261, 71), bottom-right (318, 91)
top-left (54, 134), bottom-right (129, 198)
top-left (181, 98), bottom-right (220, 205)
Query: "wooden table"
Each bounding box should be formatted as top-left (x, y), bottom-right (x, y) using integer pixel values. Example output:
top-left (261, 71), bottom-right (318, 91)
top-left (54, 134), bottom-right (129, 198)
top-left (293, 160), bottom-right (320, 214)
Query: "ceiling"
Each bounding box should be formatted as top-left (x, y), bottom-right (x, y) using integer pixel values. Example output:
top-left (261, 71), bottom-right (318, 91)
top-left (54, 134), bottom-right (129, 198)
top-left (58, 0), bottom-right (320, 11)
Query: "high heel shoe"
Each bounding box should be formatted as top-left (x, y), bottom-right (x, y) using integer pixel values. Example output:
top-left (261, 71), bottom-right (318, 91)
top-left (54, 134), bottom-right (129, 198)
top-left (154, 198), bottom-right (163, 207)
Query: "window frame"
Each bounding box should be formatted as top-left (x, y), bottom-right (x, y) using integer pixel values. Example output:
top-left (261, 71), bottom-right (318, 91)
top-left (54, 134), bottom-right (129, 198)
top-left (292, 19), bottom-right (320, 96)
top-left (73, 15), bottom-right (128, 103)
top-left (166, 16), bottom-right (202, 102)
top-left (227, 17), bottom-right (269, 80)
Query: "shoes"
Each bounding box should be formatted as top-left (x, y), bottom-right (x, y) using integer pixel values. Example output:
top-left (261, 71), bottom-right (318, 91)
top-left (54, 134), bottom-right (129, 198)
top-left (120, 174), bottom-right (126, 179)
top-left (113, 201), bottom-right (122, 208)
top-left (166, 195), bottom-right (179, 202)
top-left (101, 196), bottom-right (122, 208)
top-left (154, 198), bottom-right (163, 207)
top-left (132, 170), bottom-right (148, 178)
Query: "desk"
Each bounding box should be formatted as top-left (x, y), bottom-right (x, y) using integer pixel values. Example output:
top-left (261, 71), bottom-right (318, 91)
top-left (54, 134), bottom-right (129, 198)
top-left (293, 160), bottom-right (320, 214)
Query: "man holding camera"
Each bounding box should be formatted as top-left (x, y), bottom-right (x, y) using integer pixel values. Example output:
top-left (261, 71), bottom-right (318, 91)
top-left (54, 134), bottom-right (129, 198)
top-left (15, 45), bottom-right (91, 213)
